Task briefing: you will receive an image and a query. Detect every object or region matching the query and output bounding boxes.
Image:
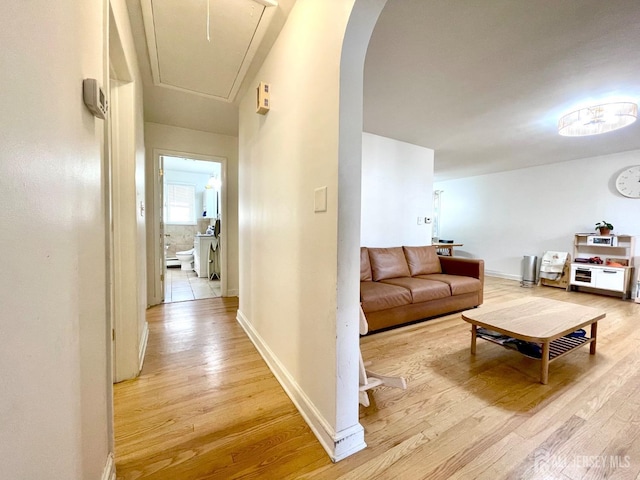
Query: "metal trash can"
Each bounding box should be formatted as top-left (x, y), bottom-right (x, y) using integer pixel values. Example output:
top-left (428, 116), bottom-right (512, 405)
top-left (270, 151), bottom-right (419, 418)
top-left (521, 255), bottom-right (538, 287)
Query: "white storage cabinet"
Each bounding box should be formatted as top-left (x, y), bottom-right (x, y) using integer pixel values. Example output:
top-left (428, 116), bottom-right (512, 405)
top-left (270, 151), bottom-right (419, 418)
top-left (193, 234), bottom-right (216, 278)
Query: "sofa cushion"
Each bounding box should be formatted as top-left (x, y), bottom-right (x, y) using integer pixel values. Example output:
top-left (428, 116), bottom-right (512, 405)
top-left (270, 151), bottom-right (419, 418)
top-left (360, 247), bottom-right (372, 282)
top-left (381, 277), bottom-right (451, 303)
top-left (360, 281), bottom-right (412, 313)
top-left (403, 245), bottom-right (442, 276)
top-left (368, 247), bottom-right (411, 281)
top-left (417, 274), bottom-right (481, 296)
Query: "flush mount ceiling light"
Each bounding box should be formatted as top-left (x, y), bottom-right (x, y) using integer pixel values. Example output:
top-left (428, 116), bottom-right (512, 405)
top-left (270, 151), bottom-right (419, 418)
top-left (558, 102), bottom-right (638, 136)
top-left (206, 175), bottom-right (221, 190)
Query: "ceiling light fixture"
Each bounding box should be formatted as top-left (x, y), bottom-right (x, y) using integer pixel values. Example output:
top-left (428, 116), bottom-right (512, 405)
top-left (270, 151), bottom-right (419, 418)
top-left (558, 102), bottom-right (638, 136)
top-left (206, 175), bottom-right (221, 190)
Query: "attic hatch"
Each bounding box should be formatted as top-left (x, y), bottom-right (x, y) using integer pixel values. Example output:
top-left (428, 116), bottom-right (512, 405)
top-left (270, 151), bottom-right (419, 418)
top-left (140, 0), bottom-right (278, 102)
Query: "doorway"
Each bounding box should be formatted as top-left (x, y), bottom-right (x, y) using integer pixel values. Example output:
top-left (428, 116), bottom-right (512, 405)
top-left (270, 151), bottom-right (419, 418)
top-left (153, 151), bottom-right (228, 304)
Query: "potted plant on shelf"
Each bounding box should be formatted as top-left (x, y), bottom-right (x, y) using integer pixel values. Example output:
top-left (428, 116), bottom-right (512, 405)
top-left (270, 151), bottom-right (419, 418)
top-left (595, 221), bottom-right (614, 235)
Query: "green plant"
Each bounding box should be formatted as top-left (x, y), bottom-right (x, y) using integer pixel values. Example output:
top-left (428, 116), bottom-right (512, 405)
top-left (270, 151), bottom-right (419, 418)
top-left (595, 220), bottom-right (614, 232)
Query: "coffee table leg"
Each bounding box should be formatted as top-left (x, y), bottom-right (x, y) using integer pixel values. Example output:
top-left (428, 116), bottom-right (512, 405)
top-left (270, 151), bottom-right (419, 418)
top-left (590, 322), bottom-right (598, 354)
top-left (540, 342), bottom-right (550, 385)
top-left (471, 324), bottom-right (477, 355)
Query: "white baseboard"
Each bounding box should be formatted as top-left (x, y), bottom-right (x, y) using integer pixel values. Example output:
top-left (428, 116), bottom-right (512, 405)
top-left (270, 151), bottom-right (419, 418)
top-left (138, 321), bottom-right (149, 372)
top-left (101, 453), bottom-right (116, 480)
top-left (485, 270), bottom-right (522, 282)
top-left (225, 288), bottom-right (239, 297)
top-left (236, 309), bottom-right (366, 462)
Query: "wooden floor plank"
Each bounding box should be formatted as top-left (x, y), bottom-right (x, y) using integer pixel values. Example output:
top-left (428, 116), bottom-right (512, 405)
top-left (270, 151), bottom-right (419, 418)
top-left (114, 278), bottom-right (640, 479)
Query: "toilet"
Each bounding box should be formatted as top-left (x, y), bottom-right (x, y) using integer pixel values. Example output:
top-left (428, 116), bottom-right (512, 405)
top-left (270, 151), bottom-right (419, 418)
top-left (175, 248), bottom-right (194, 271)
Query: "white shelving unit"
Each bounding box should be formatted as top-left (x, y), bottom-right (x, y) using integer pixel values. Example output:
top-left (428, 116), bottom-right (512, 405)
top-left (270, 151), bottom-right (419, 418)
top-left (569, 233), bottom-right (637, 299)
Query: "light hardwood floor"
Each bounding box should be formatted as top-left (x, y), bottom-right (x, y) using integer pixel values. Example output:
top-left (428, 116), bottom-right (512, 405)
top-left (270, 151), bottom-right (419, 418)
top-left (114, 277), bottom-right (640, 479)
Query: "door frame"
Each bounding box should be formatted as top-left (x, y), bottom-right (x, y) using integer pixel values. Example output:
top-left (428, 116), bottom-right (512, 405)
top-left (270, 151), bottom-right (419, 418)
top-left (109, 2), bottom-right (147, 383)
top-left (149, 148), bottom-right (228, 304)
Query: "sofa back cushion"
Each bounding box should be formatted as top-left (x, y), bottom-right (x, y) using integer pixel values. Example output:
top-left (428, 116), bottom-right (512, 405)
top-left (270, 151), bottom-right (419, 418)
top-left (360, 247), bottom-right (372, 281)
top-left (403, 245), bottom-right (442, 276)
top-left (368, 247), bottom-right (411, 281)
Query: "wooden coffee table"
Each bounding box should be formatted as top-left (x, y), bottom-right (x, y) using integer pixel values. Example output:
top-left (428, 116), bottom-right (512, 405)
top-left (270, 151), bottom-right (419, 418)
top-left (461, 298), bottom-right (605, 384)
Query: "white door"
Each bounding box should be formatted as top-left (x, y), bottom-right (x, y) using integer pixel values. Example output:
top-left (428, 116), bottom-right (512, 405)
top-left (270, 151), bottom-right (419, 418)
top-left (159, 155), bottom-right (166, 302)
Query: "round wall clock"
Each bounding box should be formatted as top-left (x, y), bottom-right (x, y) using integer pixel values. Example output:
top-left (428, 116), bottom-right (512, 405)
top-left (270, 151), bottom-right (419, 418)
top-left (615, 166), bottom-right (640, 198)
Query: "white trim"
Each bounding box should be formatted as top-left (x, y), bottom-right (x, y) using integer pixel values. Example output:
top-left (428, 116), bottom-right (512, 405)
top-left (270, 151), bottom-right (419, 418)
top-left (485, 270), bottom-right (522, 281)
top-left (236, 309), bottom-right (366, 462)
top-left (227, 3), bottom-right (277, 101)
top-left (139, 0), bottom-right (160, 88)
top-left (101, 453), bottom-right (116, 480)
top-left (149, 148), bottom-right (229, 304)
top-left (138, 321), bottom-right (149, 372)
top-left (225, 288), bottom-right (239, 297)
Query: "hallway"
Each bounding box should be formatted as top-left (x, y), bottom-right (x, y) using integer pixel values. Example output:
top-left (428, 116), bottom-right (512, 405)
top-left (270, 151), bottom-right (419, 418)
top-left (113, 297), bottom-right (329, 479)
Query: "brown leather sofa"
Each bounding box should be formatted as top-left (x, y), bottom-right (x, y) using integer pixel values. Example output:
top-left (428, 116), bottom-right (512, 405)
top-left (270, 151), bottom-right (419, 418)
top-left (361, 245), bottom-right (484, 332)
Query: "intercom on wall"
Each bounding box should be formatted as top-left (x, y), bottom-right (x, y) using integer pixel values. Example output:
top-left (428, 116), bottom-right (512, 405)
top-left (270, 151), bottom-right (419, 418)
top-left (256, 82), bottom-right (270, 115)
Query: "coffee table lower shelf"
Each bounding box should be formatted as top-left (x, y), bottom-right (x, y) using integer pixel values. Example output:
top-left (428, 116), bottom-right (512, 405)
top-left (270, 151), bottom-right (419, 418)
top-left (477, 333), bottom-right (593, 362)
top-left (472, 325), bottom-right (597, 384)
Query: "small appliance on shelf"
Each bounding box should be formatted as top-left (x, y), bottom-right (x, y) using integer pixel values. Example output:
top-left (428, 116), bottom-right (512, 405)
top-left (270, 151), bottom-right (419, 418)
top-left (586, 235), bottom-right (618, 246)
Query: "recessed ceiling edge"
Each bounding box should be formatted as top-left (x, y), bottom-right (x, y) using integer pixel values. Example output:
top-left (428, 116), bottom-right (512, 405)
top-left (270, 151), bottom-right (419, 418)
top-left (139, 0), bottom-right (278, 103)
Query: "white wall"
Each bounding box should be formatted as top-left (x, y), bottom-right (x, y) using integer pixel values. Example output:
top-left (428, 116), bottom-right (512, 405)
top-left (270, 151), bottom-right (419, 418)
top-left (361, 132), bottom-right (434, 247)
top-left (237, 0), bottom-right (386, 462)
top-left (144, 122), bottom-right (239, 300)
top-left (0, 0), bottom-right (112, 478)
top-left (434, 149), bottom-right (640, 279)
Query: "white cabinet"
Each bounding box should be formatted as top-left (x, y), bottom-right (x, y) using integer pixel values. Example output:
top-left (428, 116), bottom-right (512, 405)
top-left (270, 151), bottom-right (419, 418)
top-left (570, 234), bottom-right (636, 298)
top-left (203, 189), bottom-right (218, 219)
top-left (570, 264), bottom-right (628, 291)
top-left (596, 268), bottom-right (627, 291)
top-left (193, 235), bottom-right (216, 278)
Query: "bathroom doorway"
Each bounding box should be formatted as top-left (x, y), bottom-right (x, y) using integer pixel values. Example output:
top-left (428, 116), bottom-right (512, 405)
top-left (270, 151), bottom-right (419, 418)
top-left (156, 152), bottom-right (227, 304)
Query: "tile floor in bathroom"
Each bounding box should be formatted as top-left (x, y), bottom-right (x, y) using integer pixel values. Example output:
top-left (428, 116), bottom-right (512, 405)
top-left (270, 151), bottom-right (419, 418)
top-left (164, 266), bottom-right (222, 303)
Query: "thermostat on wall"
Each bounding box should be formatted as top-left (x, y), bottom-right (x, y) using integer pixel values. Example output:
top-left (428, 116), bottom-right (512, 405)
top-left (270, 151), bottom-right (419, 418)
top-left (256, 82), bottom-right (270, 115)
top-left (83, 78), bottom-right (108, 119)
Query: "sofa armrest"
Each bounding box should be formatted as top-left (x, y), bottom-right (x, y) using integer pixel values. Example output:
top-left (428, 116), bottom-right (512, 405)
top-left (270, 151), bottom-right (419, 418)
top-left (439, 257), bottom-right (484, 280)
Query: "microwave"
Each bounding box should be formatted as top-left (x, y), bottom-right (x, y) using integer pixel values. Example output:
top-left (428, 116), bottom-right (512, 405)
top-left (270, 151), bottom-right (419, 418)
top-left (587, 235), bottom-right (618, 246)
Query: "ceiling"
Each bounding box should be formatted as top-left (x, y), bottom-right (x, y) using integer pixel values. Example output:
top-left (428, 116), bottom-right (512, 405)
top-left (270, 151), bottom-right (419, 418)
top-left (365, 0), bottom-right (640, 180)
top-left (126, 0), bottom-right (640, 180)
top-left (140, 0), bottom-right (278, 101)
top-left (125, 0), bottom-right (294, 135)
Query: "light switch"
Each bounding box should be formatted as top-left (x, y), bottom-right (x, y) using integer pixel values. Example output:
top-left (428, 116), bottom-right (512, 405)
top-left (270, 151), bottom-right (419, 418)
top-left (417, 216), bottom-right (423, 225)
top-left (314, 186), bottom-right (327, 212)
